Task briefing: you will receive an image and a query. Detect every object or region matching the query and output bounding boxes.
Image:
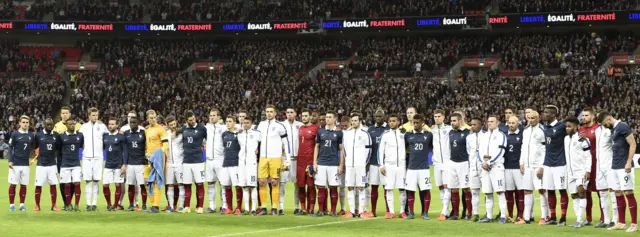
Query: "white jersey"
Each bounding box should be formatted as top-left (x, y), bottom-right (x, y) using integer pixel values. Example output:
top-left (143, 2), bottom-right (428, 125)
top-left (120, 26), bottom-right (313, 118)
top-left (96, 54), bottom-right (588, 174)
top-left (119, 124), bottom-right (145, 133)
top-left (467, 131), bottom-right (483, 168)
top-left (238, 128), bottom-right (261, 166)
top-left (343, 127), bottom-right (372, 167)
top-left (257, 119), bottom-right (290, 159)
top-left (283, 120), bottom-right (303, 157)
top-left (565, 134), bottom-right (592, 178)
top-left (80, 121), bottom-right (108, 159)
top-left (478, 129), bottom-right (507, 166)
top-left (520, 124), bottom-right (546, 168)
top-left (378, 128), bottom-right (406, 168)
top-left (167, 130), bottom-right (184, 165)
top-left (205, 123), bottom-right (226, 160)
top-left (595, 126), bottom-right (613, 171)
top-left (431, 124), bottom-right (452, 165)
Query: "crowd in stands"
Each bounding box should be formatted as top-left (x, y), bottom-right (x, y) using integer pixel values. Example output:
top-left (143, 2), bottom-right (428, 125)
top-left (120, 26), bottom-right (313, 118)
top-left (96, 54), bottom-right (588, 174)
top-left (53, 0), bottom-right (144, 21)
top-left (499, 0), bottom-right (635, 13)
top-left (0, 41), bottom-right (60, 74)
top-left (0, 0), bottom-right (15, 19)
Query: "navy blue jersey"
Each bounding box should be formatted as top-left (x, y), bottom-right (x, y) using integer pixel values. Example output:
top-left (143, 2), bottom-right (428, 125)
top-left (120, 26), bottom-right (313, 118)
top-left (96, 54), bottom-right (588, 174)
top-left (35, 130), bottom-right (61, 167)
top-left (612, 121), bottom-right (633, 169)
top-left (543, 121), bottom-right (567, 167)
top-left (222, 131), bottom-right (241, 167)
top-left (104, 132), bottom-right (126, 169)
top-left (124, 129), bottom-right (146, 165)
top-left (60, 132), bottom-right (84, 168)
top-left (449, 129), bottom-right (470, 163)
top-left (316, 127), bottom-right (343, 166)
top-left (367, 123), bottom-right (388, 166)
top-left (405, 131), bottom-right (433, 170)
top-left (182, 124), bottom-right (207, 164)
top-left (505, 130), bottom-right (523, 169)
top-left (8, 131), bottom-right (35, 166)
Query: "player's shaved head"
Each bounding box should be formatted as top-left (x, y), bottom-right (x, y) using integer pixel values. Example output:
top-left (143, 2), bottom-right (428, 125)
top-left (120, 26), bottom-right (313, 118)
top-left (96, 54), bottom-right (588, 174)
top-left (374, 110), bottom-right (385, 125)
top-left (413, 114), bottom-right (425, 131)
top-left (508, 117), bottom-right (519, 132)
top-left (44, 118), bottom-right (54, 132)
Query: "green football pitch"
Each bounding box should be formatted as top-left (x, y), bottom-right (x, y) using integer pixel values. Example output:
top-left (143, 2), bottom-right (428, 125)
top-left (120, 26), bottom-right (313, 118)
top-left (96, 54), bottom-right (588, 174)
top-left (0, 159), bottom-right (636, 237)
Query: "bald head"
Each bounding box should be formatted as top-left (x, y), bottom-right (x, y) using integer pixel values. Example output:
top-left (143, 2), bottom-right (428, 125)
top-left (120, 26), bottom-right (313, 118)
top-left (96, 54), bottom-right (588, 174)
top-left (508, 116), bottom-right (520, 132)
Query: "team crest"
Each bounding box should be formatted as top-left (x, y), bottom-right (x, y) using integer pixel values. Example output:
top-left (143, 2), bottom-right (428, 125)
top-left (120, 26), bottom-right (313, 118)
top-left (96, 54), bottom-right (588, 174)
top-left (249, 135), bottom-right (253, 139)
top-left (115, 138), bottom-right (118, 142)
top-left (271, 127), bottom-right (276, 131)
top-left (553, 129), bottom-right (556, 133)
top-left (139, 134), bottom-right (142, 139)
top-left (76, 137), bottom-right (79, 141)
top-left (516, 137), bottom-right (520, 141)
top-left (424, 136), bottom-right (427, 140)
top-left (308, 130), bottom-right (311, 134)
top-left (195, 130), bottom-right (198, 134)
top-left (333, 134), bottom-right (337, 137)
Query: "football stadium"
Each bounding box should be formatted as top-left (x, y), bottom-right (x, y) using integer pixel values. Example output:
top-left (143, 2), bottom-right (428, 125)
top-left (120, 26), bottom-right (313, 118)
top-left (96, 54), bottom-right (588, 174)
top-left (1, 0), bottom-right (640, 236)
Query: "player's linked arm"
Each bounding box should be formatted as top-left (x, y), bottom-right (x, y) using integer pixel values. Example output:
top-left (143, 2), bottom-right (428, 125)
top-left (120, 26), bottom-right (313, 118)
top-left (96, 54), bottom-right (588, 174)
top-left (626, 134), bottom-right (636, 168)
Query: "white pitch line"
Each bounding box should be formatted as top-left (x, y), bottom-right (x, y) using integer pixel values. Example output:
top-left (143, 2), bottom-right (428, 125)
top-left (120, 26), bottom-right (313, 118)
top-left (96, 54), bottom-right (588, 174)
top-left (208, 218), bottom-right (373, 237)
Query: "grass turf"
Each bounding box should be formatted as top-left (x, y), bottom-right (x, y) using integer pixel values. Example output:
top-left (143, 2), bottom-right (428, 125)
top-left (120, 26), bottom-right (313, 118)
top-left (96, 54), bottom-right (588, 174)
top-left (0, 159), bottom-right (636, 237)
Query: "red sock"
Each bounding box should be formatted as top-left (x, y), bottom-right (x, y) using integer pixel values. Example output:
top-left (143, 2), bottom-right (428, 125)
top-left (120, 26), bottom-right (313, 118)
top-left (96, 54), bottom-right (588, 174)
top-left (452, 191), bottom-right (460, 217)
top-left (371, 185), bottom-right (379, 214)
top-left (225, 187), bottom-right (233, 210)
top-left (65, 184), bottom-right (72, 205)
top-left (547, 190), bottom-right (557, 219)
top-left (19, 185), bottom-right (27, 204)
top-left (517, 190), bottom-right (524, 219)
top-left (128, 185), bottom-right (135, 205)
top-left (324, 190), bottom-right (329, 212)
top-left (73, 183), bottom-right (81, 205)
top-left (35, 186), bottom-right (42, 207)
top-left (559, 190), bottom-right (568, 219)
top-left (423, 190), bottom-right (431, 214)
top-left (103, 186), bottom-right (112, 207)
top-left (173, 187), bottom-right (179, 208)
top-left (50, 186), bottom-right (57, 207)
top-left (184, 185), bottom-right (192, 207)
top-left (464, 191), bottom-right (472, 216)
top-left (196, 183), bottom-right (204, 208)
top-left (384, 186), bottom-right (389, 213)
top-left (597, 191), bottom-right (604, 222)
top-left (307, 186), bottom-right (316, 212)
top-left (140, 185), bottom-right (147, 206)
top-left (115, 185), bottom-right (122, 206)
top-left (317, 187), bottom-right (326, 213)
top-left (506, 191), bottom-right (514, 218)
top-left (236, 187), bottom-right (243, 210)
top-left (8, 185), bottom-right (16, 205)
top-left (407, 191), bottom-right (415, 213)
top-left (329, 187), bottom-right (338, 213)
top-left (617, 195), bottom-right (626, 223)
top-left (298, 187), bottom-right (306, 211)
top-left (585, 190), bottom-right (592, 222)
top-left (626, 193), bottom-right (637, 224)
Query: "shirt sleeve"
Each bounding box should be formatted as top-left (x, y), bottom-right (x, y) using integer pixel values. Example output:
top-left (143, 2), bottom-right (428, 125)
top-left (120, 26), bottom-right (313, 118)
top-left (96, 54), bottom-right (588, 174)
top-left (337, 131), bottom-right (343, 144)
top-left (618, 123), bottom-right (632, 138)
top-left (315, 130), bottom-right (321, 144)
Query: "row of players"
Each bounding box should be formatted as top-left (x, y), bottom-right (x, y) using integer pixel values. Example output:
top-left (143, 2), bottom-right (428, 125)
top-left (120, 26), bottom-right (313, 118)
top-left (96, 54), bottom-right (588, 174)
top-left (5, 105), bottom-right (637, 232)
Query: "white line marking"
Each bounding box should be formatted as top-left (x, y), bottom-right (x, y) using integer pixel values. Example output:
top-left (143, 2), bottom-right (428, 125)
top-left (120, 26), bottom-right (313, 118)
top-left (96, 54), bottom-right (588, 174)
top-left (208, 218), bottom-right (373, 237)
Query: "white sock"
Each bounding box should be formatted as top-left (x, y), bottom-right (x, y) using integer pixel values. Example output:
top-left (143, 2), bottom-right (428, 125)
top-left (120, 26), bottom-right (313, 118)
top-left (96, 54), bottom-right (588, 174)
top-left (358, 188), bottom-right (366, 212)
top-left (178, 185), bottom-right (185, 208)
top-left (85, 181), bottom-right (93, 205)
top-left (599, 191), bottom-right (611, 223)
top-left (365, 187), bottom-right (371, 211)
top-left (92, 182), bottom-right (99, 205)
top-left (243, 187), bottom-right (250, 211)
top-left (207, 183), bottom-right (216, 209)
top-left (498, 193), bottom-right (507, 218)
top-left (167, 186), bottom-right (175, 209)
top-left (293, 186), bottom-right (299, 210)
top-left (578, 198), bottom-right (587, 223)
top-left (539, 191), bottom-right (548, 219)
top-left (279, 184), bottom-right (286, 210)
top-left (251, 188), bottom-right (258, 211)
top-left (386, 190), bottom-right (395, 214)
top-left (340, 187), bottom-right (346, 210)
top-left (524, 193), bottom-right (533, 221)
top-left (610, 192), bottom-right (618, 223)
top-left (399, 190), bottom-right (407, 214)
top-left (439, 188), bottom-right (445, 203)
top-left (442, 188), bottom-right (451, 215)
top-left (220, 184), bottom-right (227, 209)
top-left (9, 204), bottom-right (15, 208)
top-left (486, 194), bottom-right (494, 218)
top-left (347, 189), bottom-right (356, 214)
top-left (472, 189), bottom-right (480, 215)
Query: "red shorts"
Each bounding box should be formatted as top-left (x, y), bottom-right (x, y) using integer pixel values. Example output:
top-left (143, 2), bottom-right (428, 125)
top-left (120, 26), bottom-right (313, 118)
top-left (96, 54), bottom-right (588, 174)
top-left (296, 161), bottom-right (314, 188)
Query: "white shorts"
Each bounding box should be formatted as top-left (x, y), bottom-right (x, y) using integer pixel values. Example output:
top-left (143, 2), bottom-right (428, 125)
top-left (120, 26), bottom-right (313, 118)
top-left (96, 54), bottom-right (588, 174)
top-left (82, 158), bottom-right (103, 181)
top-left (368, 165), bottom-right (382, 185)
top-left (126, 165), bottom-right (145, 185)
top-left (103, 168), bottom-right (124, 184)
top-left (568, 178), bottom-right (589, 194)
top-left (383, 166), bottom-right (406, 190)
top-left (469, 163), bottom-right (482, 189)
top-left (521, 167), bottom-right (544, 191)
top-left (344, 166), bottom-right (367, 188)
top-left (433, 164), bottom-right (446, 187)
top-left (405, 169), bottom-right (431, 191)
top-left (35, 165), bottom-right (59, 186)
top-left (183, 163), bottom-right (205, 184)
top-left (60, 167), bottom-right (82, 183)
top-left (281, 159), bottom-right (297, 183)
top-left (481, 164), bottom-right (505, 193)
top-left (594, 169), bottom-right (610, 190)
top-left (165, 165), bottom-right (183, 185)
top-left (238, 164), bottom-right (257, 187)
top-left (220, 166), bottom-right (239, 186)
top-left (8, 166), bottom-right (30, 185)
top-left (505, 169), bottom-right (523, 191)
top-left (608, 169), bottom-right (635, 191)
top-left (205, 159), bottom-right (223, 182)
top-left (315, 165), bottom-right (340, 187)
top-left (448, 162), bottom-right (469, 189)
top-left (542, 166), bottom-right (567, 190)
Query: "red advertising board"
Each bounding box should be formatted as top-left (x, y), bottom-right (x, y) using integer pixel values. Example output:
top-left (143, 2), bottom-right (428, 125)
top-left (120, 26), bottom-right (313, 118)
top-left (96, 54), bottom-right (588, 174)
top-left (193, 61), bottom-right (226, 71)
top-left (611, 55), bottom-right (639, 65)
top-left (63, 62), bottom-right (100, 70)
top-left (463, 57), bottom-right (499, 67)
